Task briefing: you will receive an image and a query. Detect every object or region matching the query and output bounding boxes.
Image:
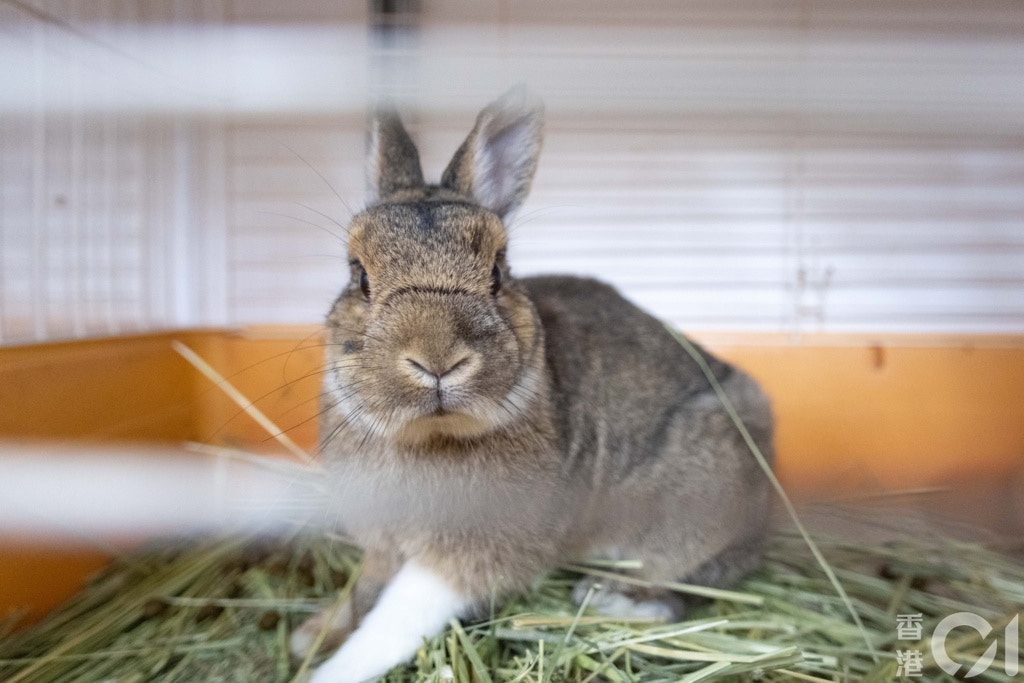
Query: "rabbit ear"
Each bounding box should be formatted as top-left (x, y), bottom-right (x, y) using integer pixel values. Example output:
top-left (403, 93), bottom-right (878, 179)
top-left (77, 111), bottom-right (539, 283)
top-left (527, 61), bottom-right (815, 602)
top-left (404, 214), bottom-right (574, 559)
top-left (367, 109), bottom-right (425, 204)
top-left (441, 86), bottom-right (544, 220)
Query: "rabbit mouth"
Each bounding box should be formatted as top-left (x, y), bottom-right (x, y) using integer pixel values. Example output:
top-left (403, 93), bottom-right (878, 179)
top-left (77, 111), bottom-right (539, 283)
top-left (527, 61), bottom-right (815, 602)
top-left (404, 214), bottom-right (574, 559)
top-left (396, 409), bottom-right (493, 443)
top-left (422, 392), bottom-right (476, 421)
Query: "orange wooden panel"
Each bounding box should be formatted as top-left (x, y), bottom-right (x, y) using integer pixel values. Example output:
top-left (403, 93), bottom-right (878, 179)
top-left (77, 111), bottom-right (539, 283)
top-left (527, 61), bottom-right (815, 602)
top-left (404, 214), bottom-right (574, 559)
top-left (0, 545), bottom-right (114, 628)
top-left (0, 332), bottom-right (201, 627)
top-left (700, 334), bottom-right (1024, 498)
top-left (2, 328), bottom-right (1023, 630)
top-left (7, 327), bottom-right (1018, 496)
top-left (0, 332), bottom-right (201, 442)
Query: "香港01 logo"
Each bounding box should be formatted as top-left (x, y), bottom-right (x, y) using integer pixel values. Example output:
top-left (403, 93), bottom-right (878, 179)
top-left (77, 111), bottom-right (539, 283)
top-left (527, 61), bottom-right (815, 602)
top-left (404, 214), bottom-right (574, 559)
top-left (897, 612), bottom-right (1019, 678)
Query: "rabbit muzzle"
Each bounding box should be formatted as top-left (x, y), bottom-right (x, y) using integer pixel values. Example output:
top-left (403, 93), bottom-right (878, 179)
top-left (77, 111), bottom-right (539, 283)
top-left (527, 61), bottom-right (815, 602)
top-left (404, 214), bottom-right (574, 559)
top-left (360, 289), bottom-right (523, 440)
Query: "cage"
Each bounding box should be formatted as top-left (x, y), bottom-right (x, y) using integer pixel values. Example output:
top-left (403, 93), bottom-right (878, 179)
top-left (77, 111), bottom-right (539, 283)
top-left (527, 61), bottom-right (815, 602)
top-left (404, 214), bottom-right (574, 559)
top-left (1, 1), bottom-right (1023, 681)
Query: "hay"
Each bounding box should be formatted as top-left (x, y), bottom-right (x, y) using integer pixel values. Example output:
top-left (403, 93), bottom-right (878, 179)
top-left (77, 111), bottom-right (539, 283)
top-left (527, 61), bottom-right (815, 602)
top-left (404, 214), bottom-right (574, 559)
top-left (2, 526), bottom-right (1022, 682)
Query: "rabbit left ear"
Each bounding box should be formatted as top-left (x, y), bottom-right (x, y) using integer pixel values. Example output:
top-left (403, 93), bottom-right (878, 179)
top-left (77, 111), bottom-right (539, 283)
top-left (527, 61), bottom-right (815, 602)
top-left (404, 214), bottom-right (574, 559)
top-left (366, 109), bottom-right (425, 205)
top-left (441, 86), bottom-right (544, 220)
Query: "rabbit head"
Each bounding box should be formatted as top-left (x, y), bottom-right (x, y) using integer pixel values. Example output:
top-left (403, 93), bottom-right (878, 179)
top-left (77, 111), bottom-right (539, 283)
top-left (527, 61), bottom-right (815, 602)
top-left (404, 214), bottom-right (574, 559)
top-left (325, 88), bottom-right (546, 447)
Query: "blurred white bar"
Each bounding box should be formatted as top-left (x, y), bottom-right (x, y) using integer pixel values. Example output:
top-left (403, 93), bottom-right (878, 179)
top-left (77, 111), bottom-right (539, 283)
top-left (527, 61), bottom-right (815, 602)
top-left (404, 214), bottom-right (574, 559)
top-left (0, 24), bottom-right (1021, 136)
top-left (0, 443), bottom-right (321, 541)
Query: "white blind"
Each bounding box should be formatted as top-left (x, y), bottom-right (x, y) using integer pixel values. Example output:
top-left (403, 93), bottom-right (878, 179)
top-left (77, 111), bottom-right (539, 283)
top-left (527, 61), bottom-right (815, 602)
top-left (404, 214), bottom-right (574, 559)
top-left (225, 0), bottom-right (1024, 334)
top-left (2, 0), bottom-right (1023, 344)
top-left (0, 0), bottom-right (229, 345)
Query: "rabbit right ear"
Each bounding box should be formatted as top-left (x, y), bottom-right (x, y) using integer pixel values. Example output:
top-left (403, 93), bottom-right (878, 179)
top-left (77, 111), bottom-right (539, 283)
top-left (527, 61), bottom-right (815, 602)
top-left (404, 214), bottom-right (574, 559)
top-left (441, 86), bottom-right (544, 220)
top-left (366, 109), bottom-right (425, 205)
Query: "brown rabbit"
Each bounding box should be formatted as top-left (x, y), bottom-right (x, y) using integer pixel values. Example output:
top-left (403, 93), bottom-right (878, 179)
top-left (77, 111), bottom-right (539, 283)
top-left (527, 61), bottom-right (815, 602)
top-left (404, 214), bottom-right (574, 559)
top-left (291, 87), bottom-right (774, 683)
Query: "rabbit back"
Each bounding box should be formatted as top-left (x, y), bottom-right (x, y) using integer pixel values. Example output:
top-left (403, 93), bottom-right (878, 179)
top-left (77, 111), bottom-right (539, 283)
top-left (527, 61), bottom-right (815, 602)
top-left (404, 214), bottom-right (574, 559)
top-left (523, 275), bottom-right (774, 583)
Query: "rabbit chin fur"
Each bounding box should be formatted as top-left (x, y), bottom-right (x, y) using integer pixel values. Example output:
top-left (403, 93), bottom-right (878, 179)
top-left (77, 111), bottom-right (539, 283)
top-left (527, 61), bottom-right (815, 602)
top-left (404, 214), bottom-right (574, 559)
top-left (296, 86), bottom-right (775, 682)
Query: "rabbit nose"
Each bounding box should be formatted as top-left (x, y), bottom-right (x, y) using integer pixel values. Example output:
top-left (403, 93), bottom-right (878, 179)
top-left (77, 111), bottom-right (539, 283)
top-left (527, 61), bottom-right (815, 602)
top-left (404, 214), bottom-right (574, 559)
top-left (402, 351), bottom-right (479, 387)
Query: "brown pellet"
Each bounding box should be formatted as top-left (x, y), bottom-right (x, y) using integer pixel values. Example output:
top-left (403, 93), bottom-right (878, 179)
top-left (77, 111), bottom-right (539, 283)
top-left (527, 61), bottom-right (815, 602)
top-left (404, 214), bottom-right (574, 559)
top-left (266, 555), bottom-right (290, 578)
top-left (258, 611), bottom-right (281, 631)
top-left (141, 597), bottom-right (170, 620)
top-left (195, 603), bottom-right (224, 623)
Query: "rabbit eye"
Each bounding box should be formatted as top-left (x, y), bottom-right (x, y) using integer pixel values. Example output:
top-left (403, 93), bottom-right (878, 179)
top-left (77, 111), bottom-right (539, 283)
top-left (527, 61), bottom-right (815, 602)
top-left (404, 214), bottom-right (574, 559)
top-left (360, 269), bottom-right (370, 298)
top-left (490, 263), bottom-right (502, 295)
top-left (351, 260), bottom-right (369, 298)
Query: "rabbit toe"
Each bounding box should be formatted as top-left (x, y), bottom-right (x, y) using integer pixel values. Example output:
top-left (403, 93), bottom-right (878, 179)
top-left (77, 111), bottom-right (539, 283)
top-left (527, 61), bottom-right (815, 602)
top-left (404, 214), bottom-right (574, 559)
top-left (572, 578), bottom-right (678, 622)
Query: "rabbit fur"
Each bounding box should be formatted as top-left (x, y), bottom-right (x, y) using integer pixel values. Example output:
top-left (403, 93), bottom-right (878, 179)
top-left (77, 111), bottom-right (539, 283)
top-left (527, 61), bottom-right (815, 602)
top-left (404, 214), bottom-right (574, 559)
top-left (292, 87), bottom-right (774, 683)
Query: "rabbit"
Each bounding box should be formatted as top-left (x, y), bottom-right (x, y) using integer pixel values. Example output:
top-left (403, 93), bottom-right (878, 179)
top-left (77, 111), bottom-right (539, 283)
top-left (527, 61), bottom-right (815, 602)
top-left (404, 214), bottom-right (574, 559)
top-left (290, 86), bottom-right (774, 683)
